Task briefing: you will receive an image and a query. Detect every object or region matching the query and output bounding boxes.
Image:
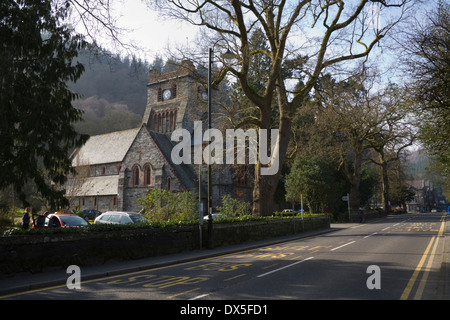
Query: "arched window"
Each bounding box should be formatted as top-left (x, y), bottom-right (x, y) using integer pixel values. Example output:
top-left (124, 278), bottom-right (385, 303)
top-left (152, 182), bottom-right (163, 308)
top-left (144, 164), bottom-right (152, 186)
top-left (162, 112), bottom-right (167, 132)
top-left (166, 177), bottom-right (171, 191)
top-left (165, 112), bottom-right (170, 132)
top-left (132, 165), bottom-right (140, 186)
top-left (158, 113), bottom-right (162, 132)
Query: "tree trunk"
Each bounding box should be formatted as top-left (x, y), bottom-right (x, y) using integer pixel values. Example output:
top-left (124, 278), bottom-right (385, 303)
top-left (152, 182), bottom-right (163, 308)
top-left (252, 112), bottom-right (292, 216)
top-left (380, 152), bottom-right (390, 215)
top-left (349, 144), bottom-right (363, 213)
top-left (350, 182), bottom-right (360, 213)
top-left (252, 169), bottom-right (278, 216)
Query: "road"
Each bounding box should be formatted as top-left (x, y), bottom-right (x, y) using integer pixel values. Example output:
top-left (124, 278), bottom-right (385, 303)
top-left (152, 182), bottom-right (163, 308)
top-left (1, 212), bottom-right (447, 302)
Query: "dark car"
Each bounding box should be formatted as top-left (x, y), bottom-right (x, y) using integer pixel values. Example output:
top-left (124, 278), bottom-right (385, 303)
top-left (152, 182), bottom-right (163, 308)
top-left (46, 213), bottom-right (90, 228)
top-left (83, 209), bottom-right (102, 221)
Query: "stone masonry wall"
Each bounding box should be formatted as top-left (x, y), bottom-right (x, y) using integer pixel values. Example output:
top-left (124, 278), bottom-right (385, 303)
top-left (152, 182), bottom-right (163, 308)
top-left (0, 216), bottom-right (329, 275)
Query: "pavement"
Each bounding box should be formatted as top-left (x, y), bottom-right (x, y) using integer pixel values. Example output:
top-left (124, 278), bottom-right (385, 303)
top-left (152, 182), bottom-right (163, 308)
top-left (438, 215), bottom-right (450, 299)
top-left (1, 218), bottom-right (449, 299)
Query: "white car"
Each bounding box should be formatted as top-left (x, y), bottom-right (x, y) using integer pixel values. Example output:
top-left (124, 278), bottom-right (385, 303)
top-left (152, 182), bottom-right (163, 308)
top-left (94, 211), bottom-right (150, 225)
top-left (203, 213), bottom-right (225, 220)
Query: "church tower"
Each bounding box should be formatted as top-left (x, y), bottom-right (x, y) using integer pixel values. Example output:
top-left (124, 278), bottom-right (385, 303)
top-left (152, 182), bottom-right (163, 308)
top-left (141, 59), bottom-right (252, 212)
top-left (142, 60), bottom-right (207, 134)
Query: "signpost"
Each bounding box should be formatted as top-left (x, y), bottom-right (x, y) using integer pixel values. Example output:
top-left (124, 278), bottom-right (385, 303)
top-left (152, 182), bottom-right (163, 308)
top-left (342, 193), bottom-right (350, 221)
top-left (199, 164), bottom-right (203, 249)
top-left (300, 194), bottom-right (304, 231)
top-left (198, 164), bottom-right (208, 249)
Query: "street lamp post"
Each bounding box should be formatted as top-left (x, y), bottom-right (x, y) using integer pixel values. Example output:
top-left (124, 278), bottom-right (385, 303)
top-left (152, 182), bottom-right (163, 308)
top-left (206, 45), bottom-right (235, 249)
top-left (207, 47), bottom-right (213, 249)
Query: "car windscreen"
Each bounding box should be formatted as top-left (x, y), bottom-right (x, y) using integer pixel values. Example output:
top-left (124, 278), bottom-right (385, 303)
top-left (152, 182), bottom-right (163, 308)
top-left (59, 216), bottom-right (89, 227)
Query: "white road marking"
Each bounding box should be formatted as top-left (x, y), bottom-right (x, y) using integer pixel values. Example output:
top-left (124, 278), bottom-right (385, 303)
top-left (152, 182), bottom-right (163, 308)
top-left (364, 232), bottom-right (377, 239)
top-left (189, 293), bottom-right (209, 300)
top-left (257, 257), bottom-right (314, 278)
top-left (330, 241), bottom-right (356, 251)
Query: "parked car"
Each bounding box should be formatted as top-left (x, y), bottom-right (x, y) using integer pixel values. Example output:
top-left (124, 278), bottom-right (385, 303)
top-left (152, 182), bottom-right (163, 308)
top-left (44, 213), bottom-right (90, 228)
top-left (94, 211), bottom-right (150, 225)
top-left (83, 209), bottom-right (102, 221)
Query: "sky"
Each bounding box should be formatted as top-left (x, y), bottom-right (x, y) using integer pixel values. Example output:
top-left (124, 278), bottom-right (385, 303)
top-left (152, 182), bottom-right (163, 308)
top-left (110, 0), bottom-right (199, 61)
top-left (81, 0), bottom-right (431, 85)
top-left (105, 0), bottom-right (415, 74)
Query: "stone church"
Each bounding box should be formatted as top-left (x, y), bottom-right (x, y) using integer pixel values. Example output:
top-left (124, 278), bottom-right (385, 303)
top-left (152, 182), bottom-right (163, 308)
top-left (67, 60), bottom-right (252, 213)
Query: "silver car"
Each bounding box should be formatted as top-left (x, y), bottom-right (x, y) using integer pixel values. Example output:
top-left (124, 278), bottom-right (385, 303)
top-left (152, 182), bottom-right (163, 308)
top-left (94, 211), bottom-right (150, 225)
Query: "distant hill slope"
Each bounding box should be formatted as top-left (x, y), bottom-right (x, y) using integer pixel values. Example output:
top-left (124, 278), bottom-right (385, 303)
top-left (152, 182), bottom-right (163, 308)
top-left (69, 50), bottom-right (151, 136)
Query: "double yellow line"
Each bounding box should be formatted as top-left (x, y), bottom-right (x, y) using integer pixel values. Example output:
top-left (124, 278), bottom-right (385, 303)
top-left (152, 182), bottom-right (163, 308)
top-left (400, 214), bottom-right (446, 300)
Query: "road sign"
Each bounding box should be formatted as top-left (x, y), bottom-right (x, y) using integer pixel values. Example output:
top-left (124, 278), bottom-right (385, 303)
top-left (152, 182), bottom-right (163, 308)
top-left (199, 164), bottom-right (208, 175)
top-left (342, 195), bottom-right (349, 201)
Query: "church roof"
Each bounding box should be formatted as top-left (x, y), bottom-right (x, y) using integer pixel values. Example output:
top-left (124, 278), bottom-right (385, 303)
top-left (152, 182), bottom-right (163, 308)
top-left (68, 175), bottom-right (119, 197)
top-left (147, 129), bottom-right (197, 191)
top-left (71, 128), bottom-right (140, 166)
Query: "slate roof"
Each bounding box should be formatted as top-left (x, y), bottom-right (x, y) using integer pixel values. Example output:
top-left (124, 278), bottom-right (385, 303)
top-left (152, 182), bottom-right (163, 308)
top-left (71, 128), bottom-right (140, 166)
top-left (68, 175), bottom-right (119, 197)
top-left (147, 129), bottom-right (197, 191)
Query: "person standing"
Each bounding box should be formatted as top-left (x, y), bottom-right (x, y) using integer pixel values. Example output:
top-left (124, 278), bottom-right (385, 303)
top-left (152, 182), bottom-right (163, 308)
top-left (22, 207), bottom-right (31, 229)
top-left (35, 211), bottom-right (49, 228)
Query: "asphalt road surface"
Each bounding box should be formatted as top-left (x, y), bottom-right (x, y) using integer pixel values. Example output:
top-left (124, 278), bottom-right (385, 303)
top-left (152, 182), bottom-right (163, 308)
top-left (1, 212), bottom-right (447, 301)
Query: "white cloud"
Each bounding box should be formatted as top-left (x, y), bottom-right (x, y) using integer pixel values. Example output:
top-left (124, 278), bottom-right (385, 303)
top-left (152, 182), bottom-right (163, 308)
top-left (115, 0), bottom-right (198, 60)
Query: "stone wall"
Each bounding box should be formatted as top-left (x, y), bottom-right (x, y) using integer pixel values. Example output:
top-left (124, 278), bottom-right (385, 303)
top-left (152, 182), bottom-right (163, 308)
top-left (0, 216), bottom-right (329, 275)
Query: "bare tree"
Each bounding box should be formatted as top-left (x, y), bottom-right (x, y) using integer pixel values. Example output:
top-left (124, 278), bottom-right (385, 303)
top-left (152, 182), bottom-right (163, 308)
top-left (367, 85), bottom-right (416, 214)
top-left (401, 1), bottom-right (450, 176)
top-left (305, 71), bottom-right (385, 211)
top-left (149, 0), bottom-right (417, 216)
top-left (300, 69), bottom-right (416, 213)
top-left (56, 0), bottom-right (140, 57)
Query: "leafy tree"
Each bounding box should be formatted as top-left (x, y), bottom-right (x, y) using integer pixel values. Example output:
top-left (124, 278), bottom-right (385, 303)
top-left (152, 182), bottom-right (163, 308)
top-left (216, 194), bottom-right (251, 217)
top-left (0, 0), bottom-right (88, 208)
top-left (138, 189), bottom-right (198, 221)
top-left (303, 73), bottom-right (383, 211)
top-left (285, 155), bottom-right (346, 213)
top-left (176, 191), bottom-right (199, 220)
top-left (358, 165), bottom-right (379, 208)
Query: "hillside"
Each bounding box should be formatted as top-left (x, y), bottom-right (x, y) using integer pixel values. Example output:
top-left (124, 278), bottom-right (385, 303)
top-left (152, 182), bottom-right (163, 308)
top-left (69, 50), bottom-right (156, 136)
